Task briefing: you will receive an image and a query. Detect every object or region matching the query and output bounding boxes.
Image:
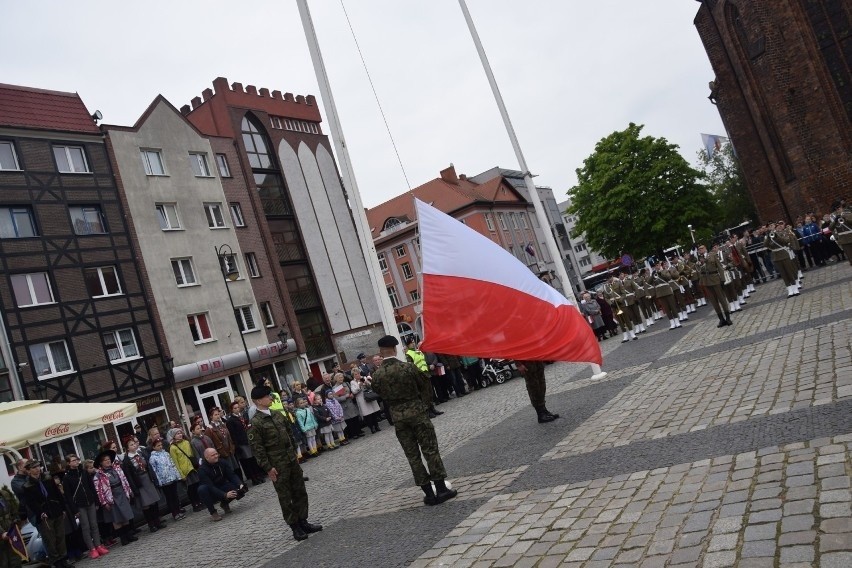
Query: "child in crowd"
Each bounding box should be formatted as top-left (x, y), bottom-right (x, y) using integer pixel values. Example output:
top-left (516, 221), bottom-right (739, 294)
top-left (312, 393), bottom-right (335, 450)
top-left (295, 397), bottom-right (319, 457)
top-left (325, 390), bottom-right (349, 446)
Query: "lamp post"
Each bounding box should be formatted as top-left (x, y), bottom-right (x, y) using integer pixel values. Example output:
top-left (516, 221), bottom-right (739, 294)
top-left (214, 244), bottom-right (256, 384)
top-left (688, 224), bottom-right (696, 244)
top-left (277, 328), bottom-right (289, 351)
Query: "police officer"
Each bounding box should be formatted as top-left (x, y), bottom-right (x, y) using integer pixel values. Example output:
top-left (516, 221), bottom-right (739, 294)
top-left (0, 484), bottom-right (23, 568)
top-left (516, 360), bottom-right (560, 423)
top-left (371, 335), bottom-right (457, 506)
top-left (249, 384), bottom-right (322, 541)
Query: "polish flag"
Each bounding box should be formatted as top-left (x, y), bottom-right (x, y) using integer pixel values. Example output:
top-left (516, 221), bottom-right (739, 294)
top-left (416, 199), bottom-right (602, 364)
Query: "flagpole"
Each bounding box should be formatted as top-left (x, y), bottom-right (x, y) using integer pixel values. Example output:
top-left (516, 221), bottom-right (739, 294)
top-left (458, 0), bottom-right (606, 379)
top-left (296, 0), bottom-right (402, 352)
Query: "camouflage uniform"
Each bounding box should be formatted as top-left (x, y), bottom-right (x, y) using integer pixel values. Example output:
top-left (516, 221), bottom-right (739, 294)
top-left (248, 410), bottom-right (308, 525)
top-left (518, 360), bottom-right (546, 407)
top-left (371, 357), bottom-right (447, 486)
top-left (0, 486), bottom-right (23, 568)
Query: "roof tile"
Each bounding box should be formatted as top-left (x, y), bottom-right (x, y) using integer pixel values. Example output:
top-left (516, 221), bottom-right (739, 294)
top-left (0, 83), bottom-right (100, 134)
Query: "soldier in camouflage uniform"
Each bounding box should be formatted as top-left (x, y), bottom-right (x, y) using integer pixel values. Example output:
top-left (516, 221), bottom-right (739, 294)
top-left (249, 384), bottom-right (322, 541)
top-left (371, 335), bottom-right (458, 506)
top-left (0, 485), bottom-right (23, 568)
top-left (516, 361), bottom-right (560, 423)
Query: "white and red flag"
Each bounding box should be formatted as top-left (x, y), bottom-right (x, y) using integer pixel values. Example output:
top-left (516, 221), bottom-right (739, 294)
top-left (416, 199), bottom-right (602, 364)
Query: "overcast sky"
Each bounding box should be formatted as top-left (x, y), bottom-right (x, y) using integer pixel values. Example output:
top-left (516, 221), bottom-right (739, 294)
top-left (2, 0), bottom-right (724, 208)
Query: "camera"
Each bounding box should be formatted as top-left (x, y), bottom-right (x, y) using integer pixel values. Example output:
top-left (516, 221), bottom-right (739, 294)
top-left (235, 486), bottom-right (248, 500)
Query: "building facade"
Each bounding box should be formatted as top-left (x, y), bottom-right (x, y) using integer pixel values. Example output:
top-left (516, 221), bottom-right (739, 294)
top-left (103, 97), bottom-right (301, 429)
top-left (0, 83), bottom-right (171, 462)
top-left (182, 78), bottom-right (384, 376)
top-left (694, 0), bottom-right (852, 222)
top-left (366, 165), bottom-right (542, 337)
top-left (558, 198), bottom-right (609, 290)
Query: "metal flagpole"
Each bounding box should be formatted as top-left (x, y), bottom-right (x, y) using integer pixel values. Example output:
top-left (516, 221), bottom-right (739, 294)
top-left (296, 0), bottom-right (402, 351)
top-left (458, 0), bottom-right (606, 379)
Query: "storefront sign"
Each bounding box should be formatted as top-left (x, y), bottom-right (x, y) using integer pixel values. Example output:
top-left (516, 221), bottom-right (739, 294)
top-left (44, 423), bottom-right (70, 438)
top-left (134, 394), bottom-right (163, 413)
top-left (101, 409), bottom-right (125, 422)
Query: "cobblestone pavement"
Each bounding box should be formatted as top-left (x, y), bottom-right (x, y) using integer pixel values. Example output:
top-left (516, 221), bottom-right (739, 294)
top-left (88, 264), bottom-right (851, 567)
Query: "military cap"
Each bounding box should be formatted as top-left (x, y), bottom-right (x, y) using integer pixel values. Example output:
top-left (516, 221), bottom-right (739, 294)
top-left (251, 384), bottom-right (272, 400)
top-left (377, 335), bottom-right (399, 348)
top-left (356, 352), bottom-right (366, 360)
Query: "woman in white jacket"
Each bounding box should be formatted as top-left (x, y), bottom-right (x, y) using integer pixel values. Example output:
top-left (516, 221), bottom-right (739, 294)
top-left (349, 366), bottom-right (382, 434)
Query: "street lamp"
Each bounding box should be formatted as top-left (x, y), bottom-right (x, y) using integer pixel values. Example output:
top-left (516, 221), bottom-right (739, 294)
top-left (277, 328), bottom-right (289, 350)
top-left (688, 224), bottom-right (696, 244)
top-left (214, 244), bottom-right (256, 384)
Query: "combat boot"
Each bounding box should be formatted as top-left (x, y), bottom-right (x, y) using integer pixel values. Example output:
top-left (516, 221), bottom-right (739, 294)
top-left (434, 479), bottom-right (458, 504)
top-left (289, 523), bottom-right (309, 541)
top-left (299, 519), bottom-right (323, 533)
top-left (421, 483), bottom-right (438, 506)
top-left (535, 406), bottom-right (559, 423)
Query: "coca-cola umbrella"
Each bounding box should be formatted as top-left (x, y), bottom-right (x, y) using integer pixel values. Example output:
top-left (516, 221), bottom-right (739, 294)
top-left (0, 400), bottom-right (138, 450)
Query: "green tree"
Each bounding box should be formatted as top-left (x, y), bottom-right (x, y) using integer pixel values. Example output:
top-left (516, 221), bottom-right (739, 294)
top-left (567, 123), bottom-right (716, 259)
top-left (697, 142), bottom-right (756, 231)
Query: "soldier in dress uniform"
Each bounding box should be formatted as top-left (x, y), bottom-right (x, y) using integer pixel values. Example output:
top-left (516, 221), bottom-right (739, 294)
top-left (829, 200), bottom-right (852, 266)
top-left (764, 221), bottom-right (801, 298)
top-left (636, 268), bottom-right (658, 326)
top-left (619, 271), bottom-right (646, 335)
top-left (249, 384), bottom-right (322, 541)
top-left (370, 336), bottom-right (457, 506)
top-left (652, 261), bottom-right (681, 330)
top-left (733, 233), bottom-right (757, 295)
top-left (686, 254), bottom-right (706, 308)
top-left (716, 242), bottom-right (742, 313)
top-left (696, 244), bottom-right (732, 327)
top-left (0, 485), bottom-right (23, 568)
top-left (604, 276), bottom-right (636, 342)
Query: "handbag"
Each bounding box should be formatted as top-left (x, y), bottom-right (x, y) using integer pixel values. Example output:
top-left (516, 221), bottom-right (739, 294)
top-left (363, 387), bottom-right (381, 402)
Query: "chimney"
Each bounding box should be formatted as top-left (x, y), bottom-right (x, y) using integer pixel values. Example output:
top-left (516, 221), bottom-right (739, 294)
top-left (459, 174), bottom-right (467, 181)
top-left (440, 164), bottom-right (459, 185)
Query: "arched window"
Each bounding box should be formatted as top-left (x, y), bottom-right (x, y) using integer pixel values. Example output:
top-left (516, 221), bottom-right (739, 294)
top-left (241, 116), bottom-right (273, 169)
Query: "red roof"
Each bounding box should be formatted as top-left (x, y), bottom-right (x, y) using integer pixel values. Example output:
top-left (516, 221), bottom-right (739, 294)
top-left (0, 83), bottom-right (100, 134)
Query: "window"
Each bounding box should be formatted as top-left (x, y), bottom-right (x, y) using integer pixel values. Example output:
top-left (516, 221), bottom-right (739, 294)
top-left (216, 154), bottom-right (231, 177)
top-left (394, 244), bottom-right (407, 258)
top-left (574, 243), bottom-right (587, 253)
top-left (378, 252), bottom-right (388, 273)
top-left (260, 301), bottom-right (275, 327)
top-left (30, 340), bottom-right (73, 378)
top-left (219, 254), bottom-right (239, 279)
top-left (241, 117), bottom-right (273, 169)
top-left (69, 206), bottom-right (106, 235)
top-left (103, 329), bottom-right (140, 362)
top-left (484, 213), bottom-right (495, 231)
top-left (270, 116), bottom-right (283, 129)
top-left (579, 257), bottom-right (592, 267)
top-left (0, 141), bottom-right (20, 170)
top-left (189, 153), bottom-right (212, 177)
top-left (141, 150), bottom-right (166, 175)
top-left (401, 262), bottom-right (414, 280)
top-left (0, 206), bottom-right (37, 238)
top-left (155, 203), bottom-right (181, 230)
top-left (520, 215), bottom-right (528, 229)
top-left (510, 213), bottom-right (519, 229)
top-left (234, 305), bottom-right (259, 333)
top-left (498, 213), bottom-right (507, 230)
top-left (229, 203), bottom-right (245, 227)
top-left (11, 273), bottom-right (54, 307)
top-left (245, 253), bottom-right (260, 278)
top-left (387, 286), bottom-right (400, 309)
top-left (171, 258), bottom-right (197, 286)
top-left (409, 289), bottom-right (420, 302)
top-left (188, 313), bottom-right (213, 343)
top-left (204, 203), bottom-right (226, 228)
top-left (53, 145), bottom-right (90, 173)
top-left (84, 266), bottom-right (122, 297)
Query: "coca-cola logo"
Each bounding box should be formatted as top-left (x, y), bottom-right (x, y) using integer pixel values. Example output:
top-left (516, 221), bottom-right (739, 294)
top-left (101, 410), bottom-right (124, 422)
top-left (44, 424), bottom-right (70, 438)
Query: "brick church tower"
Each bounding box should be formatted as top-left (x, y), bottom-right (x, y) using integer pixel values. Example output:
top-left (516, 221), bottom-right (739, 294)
top-left (694, 0), bottom-right (851, 222)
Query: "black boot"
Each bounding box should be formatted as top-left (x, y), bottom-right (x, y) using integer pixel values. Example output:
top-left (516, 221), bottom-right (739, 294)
top-left (433, 479), bottom-right (458, 504)
top-left (290, 522), bottom-right (309, 541)
top-left (724, 314), bottom-right (732, 326)
top-left (536, 406), bottom-right (559, 423)
top-left (717, 315), bottom-right (727, 328)
top-left (421, 483), bottom-right (438, 506)
top-left (299, 518), bottom-right (323, 533)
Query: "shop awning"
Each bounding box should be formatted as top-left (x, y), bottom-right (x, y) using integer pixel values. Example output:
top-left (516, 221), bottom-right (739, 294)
top-left (0, 400), bottom-right (138, 450)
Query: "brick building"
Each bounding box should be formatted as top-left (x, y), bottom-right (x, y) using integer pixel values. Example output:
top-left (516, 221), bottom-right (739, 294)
top-left (366, 165), bottom-right (542, 338)
top-left (0, 83), bottom-right (171, 461)
top-left (694, 0), bottom-right (852, 222)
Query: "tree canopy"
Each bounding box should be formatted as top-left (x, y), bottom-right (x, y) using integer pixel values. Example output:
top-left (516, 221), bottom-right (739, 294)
top-left (567, 123), bottom-right (716, 259)
top-left (697, 142), bottom-right (756, 232)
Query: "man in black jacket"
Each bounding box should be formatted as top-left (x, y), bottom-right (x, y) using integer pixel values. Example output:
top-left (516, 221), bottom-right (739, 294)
top-left (21, 461), bottom-right (69, 567)
top-left (197, 448), bottom-right (246, 521)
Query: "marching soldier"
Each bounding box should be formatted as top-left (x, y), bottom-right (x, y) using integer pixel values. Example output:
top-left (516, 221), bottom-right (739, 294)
top-left (663, 260), bottom-right (689, 322)
top-left (764, 221), bottom-right (801, 298)
top-left (635, 268), bottom-right (657, 327)
top-left (652, 261), bottom-right (681, 330)
top-left (734, 234), bottom-right (756, 295)
top-left (696, 244), bottom-right (732, 327)
top-left (249, 384), bottom-right (322, 541)
top-left (619, 271), bottom-right (646, 335)
top-left (604, 276), bottom-right (636, 342)
top-left (371, 336), bottom-right (457, 506)
top-left (686, 254), bottom-right (706, 307)
top-left (829, 200), bottom-right (852, 266)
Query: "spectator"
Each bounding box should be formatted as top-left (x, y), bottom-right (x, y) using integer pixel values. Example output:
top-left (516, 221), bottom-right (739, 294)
top-left (197, 448), bottom-right (246, 522)
top-left (22, 461), bottom-right (69, 566)
top-left (92, 451), bottom-right (136, 546)
top-left (291, 381), bottom-right (308, 402)
top-left (331, 372), bottom-right (362, 439)
top-left (313, 393), bottom-right (335, 450)
top-left (580, 291), bottom-right (607, 341)
top-left (325, 388), bottom-right (349, 446)
top-left (438, 354), bottom-right (467, 398)
top-left (148, 438), bottom-right (186, 522)
top-left (206, 407), bottom-right (240, 479)
top-left (350, 366), bottom-right (382, 434)
top-left (120, 438), bottom-right (163, 533)
top-left (168, 428), bottom-right (203, 512)
top-left (62, 454), bottom-right (107, 559)
top-left (226, 400), bottom-right (266, 485)
top-left (356, 352), bottom-right (374, 377)
top-left (294, 397), bottom-right (319, 457)
top-left (190, 422), bottom-right (215, 462)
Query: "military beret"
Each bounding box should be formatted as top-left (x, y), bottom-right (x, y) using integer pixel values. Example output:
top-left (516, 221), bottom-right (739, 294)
top-left (250, 385), bottom-right (272, 400)
top-left (377, 335), bottom-right (399, 348)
